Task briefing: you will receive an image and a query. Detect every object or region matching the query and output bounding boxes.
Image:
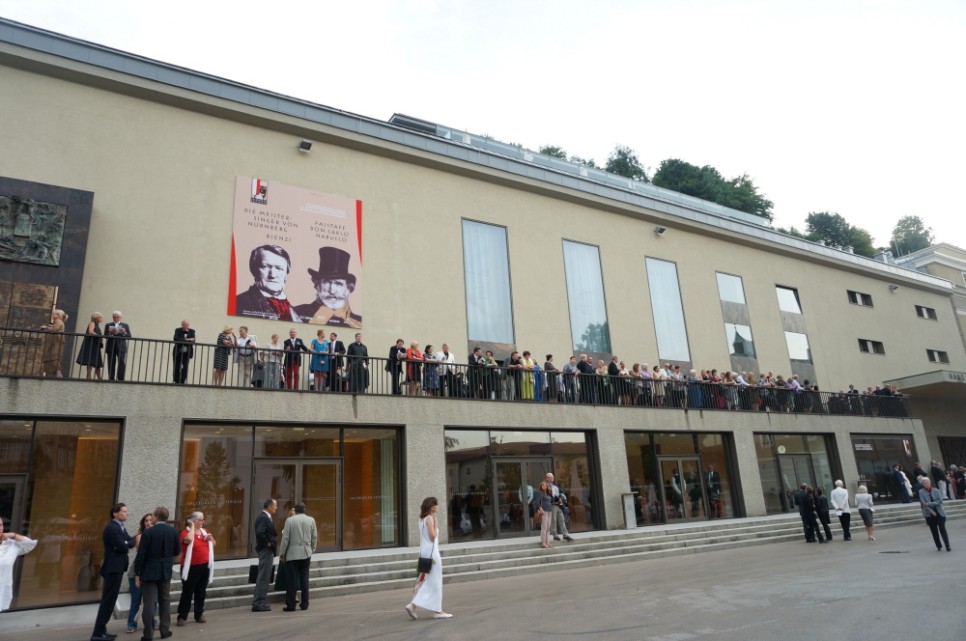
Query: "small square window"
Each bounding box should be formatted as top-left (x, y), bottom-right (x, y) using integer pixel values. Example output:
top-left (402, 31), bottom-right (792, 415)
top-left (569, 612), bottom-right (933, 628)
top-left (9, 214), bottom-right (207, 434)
top-left (927, 349), bottom-right (949, 364)
top-left (847, 290), bottom-right (873, 307)
top-left (915, 305), bottom-right (938, 320)
top-left (858, 339), bottom-right (885, 355)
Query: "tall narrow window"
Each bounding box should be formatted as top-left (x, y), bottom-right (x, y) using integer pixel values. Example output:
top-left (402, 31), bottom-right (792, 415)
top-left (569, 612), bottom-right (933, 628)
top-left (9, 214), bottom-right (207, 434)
top-left (646, 257), bottom-right (691, 361)
top-left (724, 323), bottom-right (756, 357)
top-left (716, 272), bottom-right (746, 304)
top-left (776, 286), bottom-right (803, 314)
top-left (784, 331), bottom-right (812, 362)
top-left (563, 240), bottom-right (611, 352)
top-left (462, 220), bottom-right (514, 344)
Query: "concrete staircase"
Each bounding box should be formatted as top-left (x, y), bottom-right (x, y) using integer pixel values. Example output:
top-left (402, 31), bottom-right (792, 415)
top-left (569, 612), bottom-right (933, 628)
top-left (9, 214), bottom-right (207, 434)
top-left (151, 502), bottom-right (965, 614)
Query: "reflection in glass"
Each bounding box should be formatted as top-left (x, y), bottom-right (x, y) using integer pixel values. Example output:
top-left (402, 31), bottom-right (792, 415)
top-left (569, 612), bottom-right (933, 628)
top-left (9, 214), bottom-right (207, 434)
top-left (563, 240), bottom-right (611, 353)
top-left (180, 424), bottom-right (254, 558)
top-left (784, 331), bottom-right (812, 362)
top-left (254, 426), bottom-right (339, 457)
top-left (489, 430), bottom-right (550, 457)
top-left (725, 323), bottom-right (756, 357)
top-left (776, 286), bottom-right (803, 314)
top-left (462, 220), bottom-right (514, 344)
top-left (9, 420), bottom-right (121, 609)
top-left (715, 272), bottom-right (746, 304)
top-left (343, 428), bottom-right (398, 549)
top-left (645, 257), bottom-right (690, 362)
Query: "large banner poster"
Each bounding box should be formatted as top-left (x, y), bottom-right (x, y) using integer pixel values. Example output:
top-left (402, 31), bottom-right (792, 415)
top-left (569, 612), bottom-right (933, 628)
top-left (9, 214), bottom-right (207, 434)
top-left (228, 177), bottom-right (363, 328)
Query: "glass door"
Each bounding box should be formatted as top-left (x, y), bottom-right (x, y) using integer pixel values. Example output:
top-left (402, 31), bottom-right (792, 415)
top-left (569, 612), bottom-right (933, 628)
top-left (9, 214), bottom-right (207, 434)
top-left (493, 458), bottom-right (552, 537)
top-left (778, 454), bottom-right (815, 509)
top-left (253, 459), bottom-right (341, 553)
top-left (659, 457), bottom-right (707, 521)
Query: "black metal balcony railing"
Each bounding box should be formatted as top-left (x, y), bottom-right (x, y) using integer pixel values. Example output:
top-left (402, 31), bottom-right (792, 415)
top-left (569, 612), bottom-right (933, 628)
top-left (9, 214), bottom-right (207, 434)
top-left (0, 328), bottom-right (911, 418)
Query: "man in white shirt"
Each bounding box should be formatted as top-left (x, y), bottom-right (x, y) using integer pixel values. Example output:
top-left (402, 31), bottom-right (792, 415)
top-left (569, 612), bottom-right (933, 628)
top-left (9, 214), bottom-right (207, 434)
top-left (829, 480), bottom-right (852, 541)
top-left (437, 344), bottom-right (457, 397)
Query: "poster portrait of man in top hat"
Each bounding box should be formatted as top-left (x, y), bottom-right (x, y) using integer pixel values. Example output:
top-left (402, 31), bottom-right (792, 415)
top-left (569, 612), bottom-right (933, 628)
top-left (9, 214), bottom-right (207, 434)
top-left (294, 246), bottom-right (363, 328)
top-left (235, 244), bottom-right (301, 322)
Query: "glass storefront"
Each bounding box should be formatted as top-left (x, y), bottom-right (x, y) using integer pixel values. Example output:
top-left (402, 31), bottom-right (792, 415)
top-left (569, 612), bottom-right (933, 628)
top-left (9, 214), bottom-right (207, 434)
top-left (444, 429), bottom-right (598, 541)
top-left (624, 431), bottom-right (738, 525)
top-left (851, 434), bottom-right (918, 502)
top-left (0, 418), bottom-right (122, 611)
top-left (756, 433), bottom-right (834, 514)
top-left (179, 423), bottom-right (399, 558)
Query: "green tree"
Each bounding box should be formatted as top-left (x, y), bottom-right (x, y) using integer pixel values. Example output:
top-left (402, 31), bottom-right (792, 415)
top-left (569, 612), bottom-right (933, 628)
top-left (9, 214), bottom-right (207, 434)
top-left (804, 212), bottom-right (876, 257)
top-left (722, 174), bottom-right (773, 221)
top-left (652, 159), bottom-right (726, 203)
top-left (604, 145), bottom-right (648, 182)
top-left (576, 321), bottom-right (611, 353)
top-left (538, 145), bottom-right (568, 159)
top-left (890, 215), bottom-right (934, 256)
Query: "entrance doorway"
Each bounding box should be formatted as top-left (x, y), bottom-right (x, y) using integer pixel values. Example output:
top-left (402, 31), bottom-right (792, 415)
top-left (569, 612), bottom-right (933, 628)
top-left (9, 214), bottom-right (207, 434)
top-left (0, 474), bottom-right (27, 532)
top-left (778, 453), bottom-right (816, 510)
top-left (658, 457), bottom-right (706, 521)
top-left (253, 459), bottom-right (341, 553)
top-left (493, 458), bottom-right (552, 536)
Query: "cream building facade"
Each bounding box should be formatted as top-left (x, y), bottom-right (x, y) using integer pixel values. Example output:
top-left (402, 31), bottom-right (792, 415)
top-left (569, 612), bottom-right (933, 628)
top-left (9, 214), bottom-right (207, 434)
top-left (1, 19), bottom-right (965, 612)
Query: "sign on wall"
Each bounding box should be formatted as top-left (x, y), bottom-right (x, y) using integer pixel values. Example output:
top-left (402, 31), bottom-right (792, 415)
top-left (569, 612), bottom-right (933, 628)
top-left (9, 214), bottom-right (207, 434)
top-left (228, 177), bottom-right (363, 327)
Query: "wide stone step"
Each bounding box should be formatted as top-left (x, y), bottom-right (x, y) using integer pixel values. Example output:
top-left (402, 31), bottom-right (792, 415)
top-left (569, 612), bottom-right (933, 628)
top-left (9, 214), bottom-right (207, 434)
top-left (143, 503), bottom-right (964, 613)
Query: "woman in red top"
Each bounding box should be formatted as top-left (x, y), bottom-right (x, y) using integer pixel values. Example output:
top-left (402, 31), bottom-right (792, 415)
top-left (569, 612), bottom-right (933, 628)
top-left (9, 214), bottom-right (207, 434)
top-left (405, 342), bottom-right (423, 396)
top-left (177, 512), bottom-right (215, 626)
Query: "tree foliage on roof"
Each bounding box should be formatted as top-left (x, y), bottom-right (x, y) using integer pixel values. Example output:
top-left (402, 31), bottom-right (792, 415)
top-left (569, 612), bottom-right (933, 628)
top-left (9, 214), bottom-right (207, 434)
top-left (604, 145), bottom-right (648, 182)
top-left (803, 212), bottom-right (876, 257)
top-left (890, 215), bottom-right (934, 256)
top-left (651, 159), bottom-right (773, 221)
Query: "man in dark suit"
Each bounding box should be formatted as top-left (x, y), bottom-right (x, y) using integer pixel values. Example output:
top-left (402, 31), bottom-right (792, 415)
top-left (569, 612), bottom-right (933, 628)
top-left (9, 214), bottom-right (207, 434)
top-left (91, 502), bottom-right (135, 641)
top-left (283, 328), bottom-right (310, 389)
top-left (134, 506), bottom-right (180, 641)
top-left (346, 332), bottom-right (369, 393)
top-left (327, 332), bottom-right (346, 392)
top-left (791, 483), bottom-right (814, 542)
top-left (252, 498), bottom-right (277, 612)
top-left (172, 320), bottom-right (196, 384)
top-left (387, 339), bottom-right (406, 395)
top-left (104, 311), bottom-right (132, 381)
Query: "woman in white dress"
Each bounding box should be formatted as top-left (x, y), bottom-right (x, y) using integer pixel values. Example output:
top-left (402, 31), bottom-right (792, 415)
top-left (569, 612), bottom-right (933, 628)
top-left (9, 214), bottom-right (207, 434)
top-left (405, 497), bottom-right (452, 620)
top-left (0, 518), bottom-right (37, 612)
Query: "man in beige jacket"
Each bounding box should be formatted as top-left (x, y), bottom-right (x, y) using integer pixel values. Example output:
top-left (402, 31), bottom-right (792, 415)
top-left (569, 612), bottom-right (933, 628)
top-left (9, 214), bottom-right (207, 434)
top-left (278, 503), bottom-right (318, 611)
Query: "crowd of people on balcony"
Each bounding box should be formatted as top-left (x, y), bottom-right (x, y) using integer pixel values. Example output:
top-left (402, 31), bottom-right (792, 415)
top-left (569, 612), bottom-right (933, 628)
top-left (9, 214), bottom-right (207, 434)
top-left (13, 311), bottom-right (909, 416)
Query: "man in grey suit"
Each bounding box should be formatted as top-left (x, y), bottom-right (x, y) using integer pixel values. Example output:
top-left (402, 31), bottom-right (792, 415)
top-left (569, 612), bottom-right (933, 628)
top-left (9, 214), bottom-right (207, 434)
top-left (278, 502), bottom-right (318, 612)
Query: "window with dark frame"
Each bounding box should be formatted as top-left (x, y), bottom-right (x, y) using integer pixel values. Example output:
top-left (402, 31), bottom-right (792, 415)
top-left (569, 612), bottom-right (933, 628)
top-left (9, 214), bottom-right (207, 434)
top-left (847, 290), bottom-right (873, 307)
top-left (915, 304), bottom-right (938, 320)
top-left (927, 349), bottom-right (949, 363)
top-left (858, 338), bottom-right (885, 355)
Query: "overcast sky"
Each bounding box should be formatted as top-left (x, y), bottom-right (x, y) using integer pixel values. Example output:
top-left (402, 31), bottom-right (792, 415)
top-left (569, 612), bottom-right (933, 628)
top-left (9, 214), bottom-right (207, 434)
top-left (3, 0), bottom-right (964, 250)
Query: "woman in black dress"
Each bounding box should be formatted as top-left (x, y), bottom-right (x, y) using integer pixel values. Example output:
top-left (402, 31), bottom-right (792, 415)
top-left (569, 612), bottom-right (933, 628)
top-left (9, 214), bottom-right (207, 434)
top-left (212, 325), bottom-right (235, 386)
top-left (75, 312), bottom-right (104, 380)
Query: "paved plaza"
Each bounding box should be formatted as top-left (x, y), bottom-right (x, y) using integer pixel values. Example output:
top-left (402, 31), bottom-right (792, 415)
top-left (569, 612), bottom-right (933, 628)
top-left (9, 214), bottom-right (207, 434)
top-left (1, 520), bottom-right (963, 641)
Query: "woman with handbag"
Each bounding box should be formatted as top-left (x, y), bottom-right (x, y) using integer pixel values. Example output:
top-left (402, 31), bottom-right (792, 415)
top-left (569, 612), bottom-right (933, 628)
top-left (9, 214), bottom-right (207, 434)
top-left (532, 481), bottom-right (554, 549)
top-left (405, 497), bottom-right (452, 620)
top-left (918, 477), bottom-right (951, 552)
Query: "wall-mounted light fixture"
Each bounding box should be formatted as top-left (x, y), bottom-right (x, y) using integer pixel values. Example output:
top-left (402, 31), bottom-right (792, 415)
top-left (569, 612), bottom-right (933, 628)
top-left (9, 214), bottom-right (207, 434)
top-left (654, 226), bottom-right (667, 237)
top-left (297, 139), bottom-right (313, 153)
top-left (888, 284), bottom-right (899, 292)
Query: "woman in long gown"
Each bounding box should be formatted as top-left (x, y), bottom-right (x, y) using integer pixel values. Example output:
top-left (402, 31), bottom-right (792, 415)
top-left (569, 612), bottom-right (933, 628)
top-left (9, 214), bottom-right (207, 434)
top-left (405, 497), bottom-right (452, 620)
top-left (75, 312), bottom-right (104, 380)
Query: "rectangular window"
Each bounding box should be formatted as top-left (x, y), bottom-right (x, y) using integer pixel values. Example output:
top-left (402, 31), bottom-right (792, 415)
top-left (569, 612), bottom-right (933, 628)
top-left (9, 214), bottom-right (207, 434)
top-left (784, 331), bottom-right (812, 362)
top-left (724, 322), bottom-right (756, 357)
top-left (915, 305), bottom-right (938, 320)
top-left (462, 220), bottom-right (514, 344)
top-left (646, 257), bottom-right (691, 361)
top-left (563, 240), bottom-right (611, 353)
top-left (927, 349), bottom-right (950, 363)
top-left (776, 285), bottom-right (803, 314)
top-left (716, 272), bottom-right (746, 304)
top-left (847, 290), bottom-right (873, 307)
top-left (858, 339), bottom-right (886, 355)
